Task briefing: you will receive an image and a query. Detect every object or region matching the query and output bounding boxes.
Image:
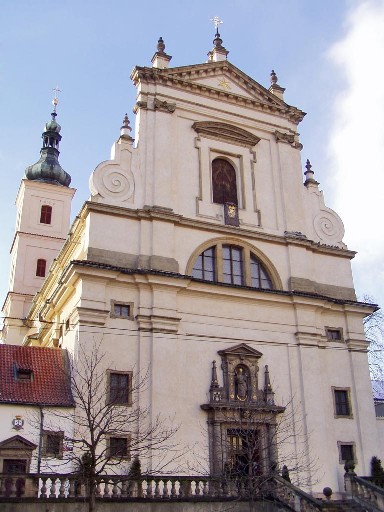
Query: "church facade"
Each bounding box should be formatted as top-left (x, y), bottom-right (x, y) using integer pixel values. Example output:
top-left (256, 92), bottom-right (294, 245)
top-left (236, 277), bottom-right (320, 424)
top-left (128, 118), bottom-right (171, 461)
top-left (1, 32), bottom-right (381, 495)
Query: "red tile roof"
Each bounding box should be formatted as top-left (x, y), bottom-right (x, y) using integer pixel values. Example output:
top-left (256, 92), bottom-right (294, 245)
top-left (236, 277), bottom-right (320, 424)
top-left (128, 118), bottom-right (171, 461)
top-left (0, 345), bottom-right (74, 407)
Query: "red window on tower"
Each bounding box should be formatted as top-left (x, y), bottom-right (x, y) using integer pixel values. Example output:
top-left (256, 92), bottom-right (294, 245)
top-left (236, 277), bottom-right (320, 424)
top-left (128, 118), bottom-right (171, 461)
top-left (40, 205), bottom-right (52, 224)
top-left (36, 259), bottom-right (47, 277)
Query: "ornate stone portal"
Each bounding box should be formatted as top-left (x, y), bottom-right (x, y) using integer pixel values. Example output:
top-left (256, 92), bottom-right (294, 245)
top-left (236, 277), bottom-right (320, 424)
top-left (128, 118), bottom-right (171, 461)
top-left (201, 344), bottom-right (285, 478)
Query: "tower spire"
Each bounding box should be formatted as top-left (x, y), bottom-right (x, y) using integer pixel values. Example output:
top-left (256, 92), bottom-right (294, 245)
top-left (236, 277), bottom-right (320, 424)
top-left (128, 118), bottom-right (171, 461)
top-left (208, 17), bottom-right (228, 62)
top-left (25, 92), bottom-right (71, 187)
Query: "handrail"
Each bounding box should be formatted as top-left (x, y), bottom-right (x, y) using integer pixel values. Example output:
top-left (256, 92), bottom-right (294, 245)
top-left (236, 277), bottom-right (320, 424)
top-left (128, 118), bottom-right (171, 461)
top-left (271, 475), bottom-right (323, 511)
top-left (345, 473), bottom-right (384, 511)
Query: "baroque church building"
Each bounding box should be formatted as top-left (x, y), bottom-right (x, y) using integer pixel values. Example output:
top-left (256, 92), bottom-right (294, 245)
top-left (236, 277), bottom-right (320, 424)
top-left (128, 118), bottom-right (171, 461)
top-left (1, 31), bottom-right (382, 500)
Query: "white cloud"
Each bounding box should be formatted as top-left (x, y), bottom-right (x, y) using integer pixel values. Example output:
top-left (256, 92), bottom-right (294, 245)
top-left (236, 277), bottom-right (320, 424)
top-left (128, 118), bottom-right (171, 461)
top-left (328, 0), bottom-right (384, 305)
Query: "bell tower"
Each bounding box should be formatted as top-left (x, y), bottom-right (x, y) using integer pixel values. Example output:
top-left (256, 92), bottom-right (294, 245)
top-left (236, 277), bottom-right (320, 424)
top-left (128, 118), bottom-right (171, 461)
top-left (2, 96), bottom-right (75, 344)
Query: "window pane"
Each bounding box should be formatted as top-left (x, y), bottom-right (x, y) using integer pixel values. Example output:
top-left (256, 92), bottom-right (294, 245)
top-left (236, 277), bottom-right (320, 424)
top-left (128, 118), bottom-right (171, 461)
top-left (341, 444), bottom-right (354, 461)
top-left (47, 435), bottom-right (61, 455)
top-left (110, 373), bottom-right (129, 404)
top-left (223, 259), bottom-right (231, 275)
top-left (335, 390), bottom-right (350, 415)
top-left (232, 261), bottom-right (242, 276)
top-left (231, 248), bottom-right (242, 261)
top-left (110, 437), bottom-right (128, 457)
top-left (192, 268), bottom-right (203, 279)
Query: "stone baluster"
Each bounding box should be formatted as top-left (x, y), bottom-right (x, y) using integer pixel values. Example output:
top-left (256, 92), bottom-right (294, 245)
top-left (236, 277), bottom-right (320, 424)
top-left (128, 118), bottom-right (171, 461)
top-left (112, 479), bottom-right (119, 497)
top-left (95, 479), bottom-right (101, 497)
top-left (203, 480), bottom-right (208, 496)
top-left (67, 477), bottom-right (75, 497)
top-left (58, 478), bottom-right (66, 498)
top-left (49, 478), bottom-right (56, 498)
top-left (121, 478), bottom-right (128, 498)
top-left (40, 477), bottom-right (48, 498)
top-left (103, 479), bottom-right (110, 497)
top-left (146, 479), bottom-right (153, 498)
top-left (154, 479), bottom-right (160, 497)
top-left (162, 479), bottom-right (169, 498)
top-left (170, 479), bottom-right (177, 498)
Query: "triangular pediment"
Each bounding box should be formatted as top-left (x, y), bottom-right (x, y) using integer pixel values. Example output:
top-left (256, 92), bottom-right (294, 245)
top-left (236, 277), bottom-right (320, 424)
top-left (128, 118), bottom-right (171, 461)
top-left (0, 435), bottom-right (37, 451)
top-left (131, 61), bottom-right (305, 124)
top-left (218, 343), bottom-right (263, 359)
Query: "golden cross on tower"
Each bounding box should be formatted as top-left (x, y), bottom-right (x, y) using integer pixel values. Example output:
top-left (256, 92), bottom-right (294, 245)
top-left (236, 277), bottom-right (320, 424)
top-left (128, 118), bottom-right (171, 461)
top-left (210, 16), bottom-right (223, 34)
top-left (52, 85), bottom-right (61, 112)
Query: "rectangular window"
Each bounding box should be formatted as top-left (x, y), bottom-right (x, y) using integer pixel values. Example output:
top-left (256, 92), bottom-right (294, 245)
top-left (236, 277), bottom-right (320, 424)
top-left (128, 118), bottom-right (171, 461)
top-left (108, 371), bottom-right (132, 405)
top-left (110, 300), bottom-right (134, 319)
top-left (36, 259), bottom-right (47, 277)
top-left (108, 437), bottom-right (130, 458)
top-left (326, 328), bottom-right (343, 341)
top-left (40, 205), bottom-right (52, 224)
top-left (333, 387), bottom-right (352, 417)
top-left (3, 459), bottom-right (27, 474)
top-left (43, 431), bottom-right (64, 458)
top-left (338, 442), bottom-right (356, 464)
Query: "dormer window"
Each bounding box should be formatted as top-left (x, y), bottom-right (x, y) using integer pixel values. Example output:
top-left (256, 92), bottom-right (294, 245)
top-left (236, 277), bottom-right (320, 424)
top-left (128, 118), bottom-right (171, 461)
top-left (40, 205), bottom-right (52, 225)
top-left (15, 365), bottom-right (33, 382)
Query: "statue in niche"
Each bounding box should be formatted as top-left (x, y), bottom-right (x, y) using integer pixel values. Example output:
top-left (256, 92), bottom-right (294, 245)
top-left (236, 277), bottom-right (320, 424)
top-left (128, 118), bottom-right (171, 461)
top-left (235, 367), bottom-right (248, 401)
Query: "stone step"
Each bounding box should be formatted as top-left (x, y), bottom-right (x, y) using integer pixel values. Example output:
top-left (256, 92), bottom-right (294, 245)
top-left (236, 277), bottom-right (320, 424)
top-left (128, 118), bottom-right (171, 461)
top-left (321, 499), bottom-right (374, 512)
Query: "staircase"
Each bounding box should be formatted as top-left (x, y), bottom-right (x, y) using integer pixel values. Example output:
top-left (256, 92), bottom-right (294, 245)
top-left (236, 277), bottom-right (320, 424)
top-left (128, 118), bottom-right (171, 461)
top-left (321, 498), bottom-right (374, 511)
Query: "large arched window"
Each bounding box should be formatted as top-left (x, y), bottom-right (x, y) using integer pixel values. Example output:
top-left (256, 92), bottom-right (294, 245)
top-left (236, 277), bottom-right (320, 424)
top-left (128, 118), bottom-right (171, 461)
top-left (212, 158), bottom-right (238, 206)
top-left (191, 243), bottom-right (274, 290)
top-left (40, 205), bottom-right (52, 224)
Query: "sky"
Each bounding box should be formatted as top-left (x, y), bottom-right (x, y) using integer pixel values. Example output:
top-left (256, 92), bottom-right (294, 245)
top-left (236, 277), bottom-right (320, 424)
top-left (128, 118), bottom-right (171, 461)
top-left (1, 0), bottom-right (383, 313)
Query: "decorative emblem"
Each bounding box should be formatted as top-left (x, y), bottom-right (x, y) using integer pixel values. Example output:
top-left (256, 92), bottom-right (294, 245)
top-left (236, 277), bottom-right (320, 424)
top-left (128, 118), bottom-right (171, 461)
top-left (218, 78), bottom-right (231, 90)
top-left (224, 203), bottom-right (239, 227)
top-left (12, 416), bottom-right (24, 430)
top-left (227, 204), bottom-right (237, 217)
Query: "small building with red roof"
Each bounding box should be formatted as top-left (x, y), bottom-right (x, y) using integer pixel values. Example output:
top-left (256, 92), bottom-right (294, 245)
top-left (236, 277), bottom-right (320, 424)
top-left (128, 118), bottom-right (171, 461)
top-left (0, 345), bottom-right (74, 474)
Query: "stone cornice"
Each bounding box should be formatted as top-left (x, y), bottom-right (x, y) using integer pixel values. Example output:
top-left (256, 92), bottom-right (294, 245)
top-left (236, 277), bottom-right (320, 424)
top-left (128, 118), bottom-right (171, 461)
top-left (82, 201), bottom-right (356, 259)
top-left (9, 231), bottom-right (66, 254)
top-left (130, 61), bottom-right (306, 125)
top-left (192, 121), bottom-right (260, 147)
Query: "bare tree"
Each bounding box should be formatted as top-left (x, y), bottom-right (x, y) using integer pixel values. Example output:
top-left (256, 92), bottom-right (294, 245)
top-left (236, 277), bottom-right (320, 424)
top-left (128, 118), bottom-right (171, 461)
top-left (40, 341), bottom-right (179, 512)
top-left (362, 297), bottom-right (384, 414)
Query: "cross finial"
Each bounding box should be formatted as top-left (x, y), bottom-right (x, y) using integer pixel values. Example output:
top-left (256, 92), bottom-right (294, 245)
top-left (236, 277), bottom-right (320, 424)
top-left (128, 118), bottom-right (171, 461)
top-left (52, 86), bottom-right (61, 113)
top-left (210, 16), bottom-right (223, 35)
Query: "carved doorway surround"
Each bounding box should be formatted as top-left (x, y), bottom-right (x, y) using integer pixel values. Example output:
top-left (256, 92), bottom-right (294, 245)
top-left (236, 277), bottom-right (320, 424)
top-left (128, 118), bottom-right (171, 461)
top-left (201, 344), bottom-right (285, 478)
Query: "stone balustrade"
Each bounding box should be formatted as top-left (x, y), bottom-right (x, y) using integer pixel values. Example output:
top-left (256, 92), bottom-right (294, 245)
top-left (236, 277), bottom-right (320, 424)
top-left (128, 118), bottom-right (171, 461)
top-left (345, 473), bottom-right (384, 511)
top-left (272, 475), bottom-right (323, 511)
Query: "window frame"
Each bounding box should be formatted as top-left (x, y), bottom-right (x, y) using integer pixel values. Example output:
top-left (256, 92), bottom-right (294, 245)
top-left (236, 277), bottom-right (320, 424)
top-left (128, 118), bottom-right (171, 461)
top-left (326, 327), bottom-right (344, 342)
top-left (107, 370), bottom-right (132, 406)
top-left (110, 300), bottom-right (134, 320)
top-left (332, 387), bottom-right (353, 419)
top-left (40, 204), bottom-right (53, 225)
top-left (42, 430), bottom-right (64, 459)
top-left (337, 441), bottom-right (357, 464)
top-left (107, 435), bottom-right (131, 459)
